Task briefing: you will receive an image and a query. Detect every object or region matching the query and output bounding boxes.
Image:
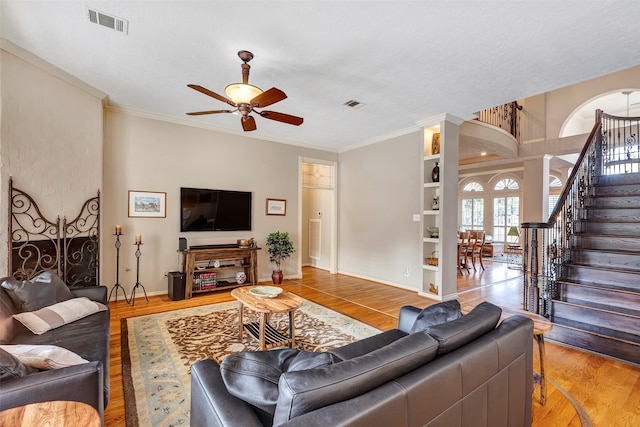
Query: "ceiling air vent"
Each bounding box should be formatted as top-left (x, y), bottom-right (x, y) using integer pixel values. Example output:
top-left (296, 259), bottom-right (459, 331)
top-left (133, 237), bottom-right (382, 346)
top-left (86, 7), bottom-right (129, 34)
top-left (343, 100), bottom-right (365, 109)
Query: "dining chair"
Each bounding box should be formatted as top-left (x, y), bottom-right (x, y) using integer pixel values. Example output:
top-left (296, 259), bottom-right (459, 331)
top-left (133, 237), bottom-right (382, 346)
top-left (457, 231), bottom-right (471, 274)
top-left (467, 230), bottom-right (486, 271)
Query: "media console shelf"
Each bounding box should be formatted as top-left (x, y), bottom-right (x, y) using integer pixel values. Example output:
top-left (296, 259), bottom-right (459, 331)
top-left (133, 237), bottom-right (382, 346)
top-left (181, 245), bottom-right (260, 298)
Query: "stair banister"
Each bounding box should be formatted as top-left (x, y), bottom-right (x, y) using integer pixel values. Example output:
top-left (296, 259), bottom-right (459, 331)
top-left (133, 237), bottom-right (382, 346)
top-left (521, 109), bottom-right (604, 316)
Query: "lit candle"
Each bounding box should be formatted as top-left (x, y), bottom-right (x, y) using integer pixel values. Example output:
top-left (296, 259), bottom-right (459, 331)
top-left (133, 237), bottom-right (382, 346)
top-left (135, 234), bottom-right (142, 244)
top-left (115, 225), bottom-right (122, 235)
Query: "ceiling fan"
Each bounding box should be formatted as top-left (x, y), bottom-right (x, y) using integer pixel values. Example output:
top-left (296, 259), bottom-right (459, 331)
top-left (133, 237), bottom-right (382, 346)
top-left (187, 50), bottom-right (304, 132)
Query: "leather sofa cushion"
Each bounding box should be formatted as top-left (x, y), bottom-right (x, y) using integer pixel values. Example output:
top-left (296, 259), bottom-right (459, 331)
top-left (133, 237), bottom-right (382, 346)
top-left (1, 272), bottom-right (73, 312)
top-left (424, 301), bottom-right (502, 355)
top-left (0, 347), bottom-right (37, 380)
top-left (10, 308), bottom-right (111, 406)
top-left (273, 331), bottom-right (439, 425)
top-left (410, 300), bottom-right (462, 333)
top-left (0, 286), bottom-right (20, 344)
top-left (220, 349), bottom-right (338, 416)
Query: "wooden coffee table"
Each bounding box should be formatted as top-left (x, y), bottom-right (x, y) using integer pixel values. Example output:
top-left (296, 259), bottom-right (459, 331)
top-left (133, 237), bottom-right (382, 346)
top-left (0, 400), bottom-right (100, 426)
top-left (231, 287), bottom-right (304, 350)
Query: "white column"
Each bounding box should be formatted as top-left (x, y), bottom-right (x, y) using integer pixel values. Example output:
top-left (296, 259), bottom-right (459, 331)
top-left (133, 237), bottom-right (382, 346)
top-left (523, 155), bottom-right (552, 223)
top-left (440, 118), bottom-right (461, 300)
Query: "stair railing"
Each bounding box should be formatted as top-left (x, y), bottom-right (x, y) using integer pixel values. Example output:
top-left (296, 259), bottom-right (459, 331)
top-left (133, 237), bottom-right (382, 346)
top-left (521, 111), bottom-right (602, 315)
top-left (476, 101), bottom-right (523, 143)
top-left (521, 110), bottom-right (640, 316)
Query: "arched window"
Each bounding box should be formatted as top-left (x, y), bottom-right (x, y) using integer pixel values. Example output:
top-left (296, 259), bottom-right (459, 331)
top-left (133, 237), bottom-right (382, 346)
top-left (461, 181), bottom-right (484, 230)
top-left (463, 182), bottom-right (484, 192)
top-left (493, 178), bottom-right (520, 243)
top-left (548, 175), bottom-right (563, 218)
top-left (494, 178), bottom-right (519, 191)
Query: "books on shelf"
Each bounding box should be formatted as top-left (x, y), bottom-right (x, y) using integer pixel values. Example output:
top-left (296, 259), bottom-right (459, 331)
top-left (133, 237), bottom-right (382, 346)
top-left (193, 272), bottom-right (216, 291)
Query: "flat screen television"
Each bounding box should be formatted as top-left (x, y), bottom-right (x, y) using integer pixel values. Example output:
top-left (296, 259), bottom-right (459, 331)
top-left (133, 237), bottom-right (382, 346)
top-left (180, 187), bottom-right (252, 232)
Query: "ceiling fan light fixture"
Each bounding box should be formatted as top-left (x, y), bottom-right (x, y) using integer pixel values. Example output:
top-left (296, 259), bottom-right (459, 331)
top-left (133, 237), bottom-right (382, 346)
top-left (225, 83), bottom-right (263, 104)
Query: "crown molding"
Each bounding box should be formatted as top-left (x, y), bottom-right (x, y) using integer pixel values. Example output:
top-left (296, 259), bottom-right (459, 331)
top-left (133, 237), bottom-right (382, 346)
top-left (105, 105), bottom-right (339, 153)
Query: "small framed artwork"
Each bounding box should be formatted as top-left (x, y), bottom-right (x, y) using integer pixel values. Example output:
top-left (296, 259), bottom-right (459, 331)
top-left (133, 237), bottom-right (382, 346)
top-left (266, 198), bottom-right (286, 216)
top-left (128, 191), bottom-right (167, 218)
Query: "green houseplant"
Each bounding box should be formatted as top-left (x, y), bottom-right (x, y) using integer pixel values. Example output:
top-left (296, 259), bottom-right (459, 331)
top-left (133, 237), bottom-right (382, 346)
top-left (265, 231), bottom-right (295, 284)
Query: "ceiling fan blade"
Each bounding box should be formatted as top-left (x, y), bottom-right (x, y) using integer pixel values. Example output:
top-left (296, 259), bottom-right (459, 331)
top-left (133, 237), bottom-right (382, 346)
top-left (187, 84), bottom-right (236, 107)
top-left (241, 115), bottom-right (257, 131)
top-left (186, 110), bottom-right (233, 116)
top-left (258, 110), bottom-right (304, 126)
top-left (251, 87), bottom-right (287, 108)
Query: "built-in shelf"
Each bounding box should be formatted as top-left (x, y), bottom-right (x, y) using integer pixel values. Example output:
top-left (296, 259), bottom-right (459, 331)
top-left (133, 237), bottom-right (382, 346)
top-left (421, 127), bottom-right (444, 300)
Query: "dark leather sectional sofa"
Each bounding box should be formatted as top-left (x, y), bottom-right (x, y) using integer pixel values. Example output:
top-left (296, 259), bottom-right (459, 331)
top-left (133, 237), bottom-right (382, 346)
top-left (0, 273), bottom-right (110, 422)
top-left (190, 300), bottom-right (534, 427)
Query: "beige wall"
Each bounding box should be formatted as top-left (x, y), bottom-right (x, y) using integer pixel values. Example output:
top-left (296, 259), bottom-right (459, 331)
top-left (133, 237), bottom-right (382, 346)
top-left (103, 110), bottom-right (337, 296)
top-left (520, 65), bottom-right (640, 143)
top-left (0, 43), bottom-right (104, 277)
top-left (338, 131), bottom-right (422, 290)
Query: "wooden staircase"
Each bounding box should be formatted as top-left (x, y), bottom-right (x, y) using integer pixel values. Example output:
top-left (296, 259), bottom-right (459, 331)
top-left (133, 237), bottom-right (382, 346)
top-left (547, 172), bottom-right (640, 365)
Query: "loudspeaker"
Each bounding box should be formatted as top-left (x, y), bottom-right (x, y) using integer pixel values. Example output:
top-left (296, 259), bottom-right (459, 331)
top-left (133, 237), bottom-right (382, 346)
top-left (178, 237), bottom-right (187, 251)
top-left (168, 271), bottom-right (185, 301)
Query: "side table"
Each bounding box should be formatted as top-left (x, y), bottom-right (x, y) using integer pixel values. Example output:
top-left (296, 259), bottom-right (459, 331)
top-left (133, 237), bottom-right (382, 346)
top-left (0, 400), bottom-right (100, 427)
top-left (463, 304), bottom-right (553, 405)
top-left (500, 307), bottom-right (553, 405)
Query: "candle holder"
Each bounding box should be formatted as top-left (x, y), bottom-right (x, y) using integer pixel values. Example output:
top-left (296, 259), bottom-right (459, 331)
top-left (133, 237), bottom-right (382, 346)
top-left (129, 241), bottom-right (149, 306)
top-left (108, 233), bottom-right (129, 303)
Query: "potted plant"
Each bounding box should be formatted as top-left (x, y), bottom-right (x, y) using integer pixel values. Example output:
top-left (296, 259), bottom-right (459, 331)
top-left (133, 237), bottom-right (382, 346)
top-left (265, 231), bottom-right (295, 284)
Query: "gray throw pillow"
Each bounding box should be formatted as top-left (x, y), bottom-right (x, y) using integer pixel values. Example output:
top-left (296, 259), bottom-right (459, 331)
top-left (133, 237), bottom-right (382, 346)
top-left (410, 300), bottom-right (463, 333)
top-left (1, 271), bottom-right (73, 312)
top-left (0, 347), bottom-right (38, 380)
top-left (220, 349), bottom-right (337, 416)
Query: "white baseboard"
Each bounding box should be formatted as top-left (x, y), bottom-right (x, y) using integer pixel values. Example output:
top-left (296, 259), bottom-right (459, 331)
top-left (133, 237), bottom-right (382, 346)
top-left (335, 269), bottom-right (418, 293)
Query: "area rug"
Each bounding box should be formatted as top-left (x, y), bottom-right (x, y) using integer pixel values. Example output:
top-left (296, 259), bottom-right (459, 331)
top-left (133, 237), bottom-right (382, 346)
top-left (121, 299), bottom-right (380, 427)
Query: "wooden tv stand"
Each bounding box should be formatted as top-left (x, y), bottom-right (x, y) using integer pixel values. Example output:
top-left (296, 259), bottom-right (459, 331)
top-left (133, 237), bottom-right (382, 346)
top-left (181, 245), bottom-right (260, 298)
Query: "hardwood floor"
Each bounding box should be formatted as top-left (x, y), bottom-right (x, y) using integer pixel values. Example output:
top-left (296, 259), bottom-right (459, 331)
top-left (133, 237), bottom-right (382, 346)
top-left (105, 260), bottom-right (640, 426)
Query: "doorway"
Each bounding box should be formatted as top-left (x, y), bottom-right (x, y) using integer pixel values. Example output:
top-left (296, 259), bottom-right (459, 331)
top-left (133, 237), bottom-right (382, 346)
top-left (299, 158), bottom-right (337, 274)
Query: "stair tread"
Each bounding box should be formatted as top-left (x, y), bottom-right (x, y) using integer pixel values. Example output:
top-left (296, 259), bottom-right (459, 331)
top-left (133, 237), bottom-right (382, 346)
top-left (583, 218), bottom-right (640, 223)
top-left (557, 279), bottom-right (640, 294)
top-left (549, 317), bottom-right (640, 345)
top-left (552, 298), bottom-right (640, 318)
top-left (571, 247), bottom-right (640, 255)
top-left (565, 261), bottom-right (640, 274)
top-left (574, 232), bottom-right (640, 237)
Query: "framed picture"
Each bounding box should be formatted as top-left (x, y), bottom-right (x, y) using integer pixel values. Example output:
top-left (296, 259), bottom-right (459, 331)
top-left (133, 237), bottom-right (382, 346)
top-left (128, 191), bottom-right (166, 218)
top-left (266, 198), bottom-right (286, 216)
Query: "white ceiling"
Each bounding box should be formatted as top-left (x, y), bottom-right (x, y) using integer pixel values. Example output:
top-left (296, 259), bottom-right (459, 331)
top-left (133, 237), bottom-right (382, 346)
top-left (2, 1), bottom-right (640, 152)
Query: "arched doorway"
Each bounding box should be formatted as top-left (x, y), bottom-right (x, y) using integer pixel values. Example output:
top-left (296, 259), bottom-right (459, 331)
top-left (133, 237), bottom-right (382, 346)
top-left (560, 89), bottom-right (640, 137)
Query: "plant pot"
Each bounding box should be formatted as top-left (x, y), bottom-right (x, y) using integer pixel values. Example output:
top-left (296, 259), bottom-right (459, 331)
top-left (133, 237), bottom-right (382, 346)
top-left (271, 270), bottom-right (283, 284)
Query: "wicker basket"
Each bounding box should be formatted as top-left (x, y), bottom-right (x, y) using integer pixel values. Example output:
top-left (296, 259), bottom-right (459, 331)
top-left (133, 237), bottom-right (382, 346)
top-left (425, 251), bottom-right (439, 266)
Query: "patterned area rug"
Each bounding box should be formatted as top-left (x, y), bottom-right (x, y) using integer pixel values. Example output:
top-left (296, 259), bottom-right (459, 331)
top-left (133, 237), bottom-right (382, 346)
top-left (121, 298), bottom-right (380, 427)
